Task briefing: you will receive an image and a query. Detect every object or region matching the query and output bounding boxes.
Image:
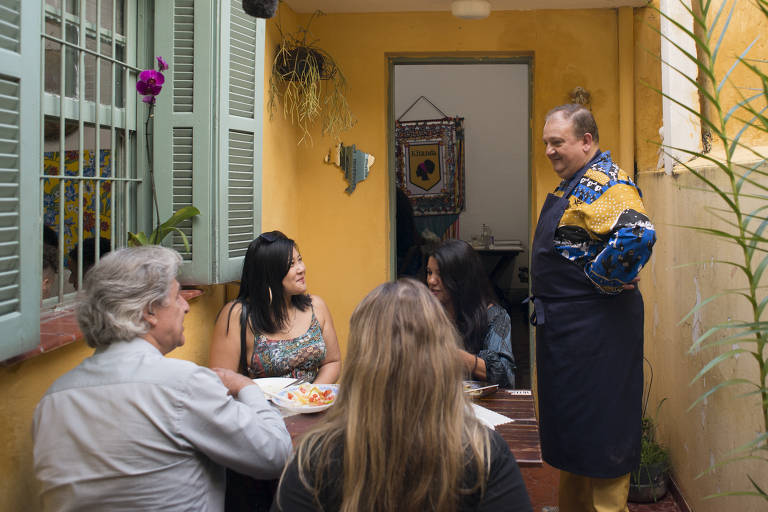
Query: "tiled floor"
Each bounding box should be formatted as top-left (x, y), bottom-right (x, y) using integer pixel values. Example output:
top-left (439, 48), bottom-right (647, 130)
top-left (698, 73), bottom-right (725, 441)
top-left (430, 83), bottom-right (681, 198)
top-left (521, 462), bottom-right (682, 512)
top-left (628, 494), bottom-right (681, 512)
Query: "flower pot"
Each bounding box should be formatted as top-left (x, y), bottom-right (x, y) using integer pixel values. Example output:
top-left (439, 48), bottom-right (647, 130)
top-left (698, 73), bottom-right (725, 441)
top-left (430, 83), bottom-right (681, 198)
top-left (628, 462), bottom-right (669, 503)
top-left (275, 47), bottom-right (336, 81)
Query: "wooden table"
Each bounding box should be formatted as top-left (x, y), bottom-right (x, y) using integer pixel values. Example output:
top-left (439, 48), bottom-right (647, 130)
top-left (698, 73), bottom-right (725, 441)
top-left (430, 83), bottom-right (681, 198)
top-left (475, 389), bottom-right (542, 467)
top-left (283, 388), bottom-right (542, 468)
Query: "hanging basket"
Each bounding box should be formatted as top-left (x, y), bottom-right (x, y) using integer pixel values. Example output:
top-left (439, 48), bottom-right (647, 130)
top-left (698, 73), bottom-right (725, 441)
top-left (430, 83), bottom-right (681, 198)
top-left (275, 46), bottom-right (337, 81)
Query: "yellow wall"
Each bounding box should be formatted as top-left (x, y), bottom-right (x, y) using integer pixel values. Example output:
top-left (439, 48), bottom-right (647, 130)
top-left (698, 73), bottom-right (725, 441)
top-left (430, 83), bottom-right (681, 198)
top-left (262, 6), bottom-right (303, 236)
top-left (16, 2), bottom-right (766, 509)
top-left (0, 285), bottom-right (227, 510)
top-left (634, 2), bottom-right (768, 510)
top-left (270, 6), bottom-right (627, 354)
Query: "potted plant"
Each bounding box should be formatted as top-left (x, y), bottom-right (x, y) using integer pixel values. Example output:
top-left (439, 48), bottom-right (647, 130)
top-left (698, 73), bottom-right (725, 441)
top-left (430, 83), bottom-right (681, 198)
top-left (629, 359), bottom-right (670, 503)
top-left (268, 11), bottom-right (354, 144)
top-left (131, 56), bottom-right (200, 253)
top-left (629, 409), bottom-right (670, 502)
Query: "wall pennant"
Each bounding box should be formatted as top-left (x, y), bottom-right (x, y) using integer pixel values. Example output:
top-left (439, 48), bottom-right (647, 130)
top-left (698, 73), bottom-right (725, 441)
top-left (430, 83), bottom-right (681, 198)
top-left (395, 117), bottom-right (465, 216)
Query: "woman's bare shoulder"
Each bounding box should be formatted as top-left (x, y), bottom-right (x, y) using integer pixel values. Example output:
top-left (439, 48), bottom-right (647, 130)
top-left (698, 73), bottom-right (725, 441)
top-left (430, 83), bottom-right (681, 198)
top-left (309, 295), bottom-right (332, 317)
top-left (216, 300), bottom-right (243, 325)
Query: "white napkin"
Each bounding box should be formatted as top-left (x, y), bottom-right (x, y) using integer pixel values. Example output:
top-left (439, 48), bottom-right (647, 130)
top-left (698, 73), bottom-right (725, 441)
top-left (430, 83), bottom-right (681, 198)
top-left (471, 403), bottom-right (514, 430)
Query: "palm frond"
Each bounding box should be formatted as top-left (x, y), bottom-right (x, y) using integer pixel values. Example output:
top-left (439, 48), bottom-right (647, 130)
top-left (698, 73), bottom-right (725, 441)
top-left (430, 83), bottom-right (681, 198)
top-left (688, 378), bottom-right (759, 411)
top-left (689, 348), bottom-right (752, 384)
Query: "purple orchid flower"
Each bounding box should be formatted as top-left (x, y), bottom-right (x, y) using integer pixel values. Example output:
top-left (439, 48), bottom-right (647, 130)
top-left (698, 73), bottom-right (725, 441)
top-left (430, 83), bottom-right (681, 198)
top-left (142, 95), bottom-right (156, 104)
top-left (156, 55), bottom-right (169, 71)
top-left (136, 69), bottom-right (165, 97)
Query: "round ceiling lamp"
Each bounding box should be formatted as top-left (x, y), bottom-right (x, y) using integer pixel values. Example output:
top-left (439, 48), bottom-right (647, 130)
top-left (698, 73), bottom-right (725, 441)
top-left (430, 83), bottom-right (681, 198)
top-left (451, 0), bottom-right (491, 20)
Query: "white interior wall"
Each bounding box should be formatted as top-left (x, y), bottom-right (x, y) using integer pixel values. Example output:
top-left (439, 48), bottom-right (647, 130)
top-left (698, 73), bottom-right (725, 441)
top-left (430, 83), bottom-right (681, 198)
top-left (394, 63), bottom-right (530, 287)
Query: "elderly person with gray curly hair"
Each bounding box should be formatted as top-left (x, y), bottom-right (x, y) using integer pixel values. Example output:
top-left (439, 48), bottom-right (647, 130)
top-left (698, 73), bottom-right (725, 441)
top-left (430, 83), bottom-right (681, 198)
top-left (32, 246), bottom-right (292, 512)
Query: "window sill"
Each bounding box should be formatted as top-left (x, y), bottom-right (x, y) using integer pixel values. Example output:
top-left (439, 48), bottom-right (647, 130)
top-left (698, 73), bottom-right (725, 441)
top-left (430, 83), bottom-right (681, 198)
top-left (0, 288), bottom-right (205, 367)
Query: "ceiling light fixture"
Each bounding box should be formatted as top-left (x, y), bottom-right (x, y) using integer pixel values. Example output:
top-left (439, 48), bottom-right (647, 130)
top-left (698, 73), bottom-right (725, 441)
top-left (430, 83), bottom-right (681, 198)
top-left (451, 0), bottom-right (491, 20)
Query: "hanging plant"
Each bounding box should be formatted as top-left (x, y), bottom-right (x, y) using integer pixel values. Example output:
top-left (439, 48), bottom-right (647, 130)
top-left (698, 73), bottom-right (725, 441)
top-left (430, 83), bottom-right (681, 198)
top-left (268, 11), bottom-right (354, 145)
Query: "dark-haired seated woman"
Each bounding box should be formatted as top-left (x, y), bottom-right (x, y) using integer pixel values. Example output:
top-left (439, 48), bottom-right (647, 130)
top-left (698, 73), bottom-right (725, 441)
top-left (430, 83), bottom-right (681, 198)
top-left (272, 279), bottom-right (533, 512)
top-left (210, 230), bottom-right (341, 511)
top-left (427, 239), bottom-right (516, 388)
top-left (211, 230), bottom-right (341, 384)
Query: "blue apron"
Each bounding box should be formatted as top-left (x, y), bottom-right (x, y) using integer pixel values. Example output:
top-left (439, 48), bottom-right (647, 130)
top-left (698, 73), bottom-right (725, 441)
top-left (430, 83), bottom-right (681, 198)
top-left (530, 158), bottom-right (643, 478)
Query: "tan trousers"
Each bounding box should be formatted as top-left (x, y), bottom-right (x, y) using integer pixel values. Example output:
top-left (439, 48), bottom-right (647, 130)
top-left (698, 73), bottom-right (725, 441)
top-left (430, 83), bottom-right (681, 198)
top-left (558, 470), bottom-right (630, 512)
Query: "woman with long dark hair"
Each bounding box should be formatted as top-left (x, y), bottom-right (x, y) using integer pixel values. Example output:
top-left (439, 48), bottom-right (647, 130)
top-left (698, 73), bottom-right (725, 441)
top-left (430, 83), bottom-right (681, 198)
top-left (210, 231), bottom-right (341, 512)
top-left (273, 279), bottom-right (532, 512)
top-left (427, 239), bottom-right (516, 388)
top-left (210, 230), bottom-right (341, 383)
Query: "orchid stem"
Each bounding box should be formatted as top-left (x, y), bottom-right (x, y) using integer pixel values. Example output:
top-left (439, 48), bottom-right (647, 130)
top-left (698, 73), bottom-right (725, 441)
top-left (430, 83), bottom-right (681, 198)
top-left (145, 102), bottom-right (161, 239)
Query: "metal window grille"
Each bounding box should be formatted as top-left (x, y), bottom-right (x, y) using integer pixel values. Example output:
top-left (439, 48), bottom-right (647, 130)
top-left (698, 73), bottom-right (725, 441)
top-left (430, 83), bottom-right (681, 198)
top-left (41, 0), bottom-right (141, 303)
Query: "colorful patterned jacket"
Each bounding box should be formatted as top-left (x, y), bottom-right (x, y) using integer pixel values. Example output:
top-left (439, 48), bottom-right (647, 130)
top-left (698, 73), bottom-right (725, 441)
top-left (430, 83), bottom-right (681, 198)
top-left (553, 150), bottom-right (656, 294)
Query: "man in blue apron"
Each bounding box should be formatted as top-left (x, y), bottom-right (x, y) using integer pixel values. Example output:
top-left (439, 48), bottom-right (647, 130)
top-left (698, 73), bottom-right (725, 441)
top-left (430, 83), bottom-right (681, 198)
top-left (531, 104), bottom-right (656, 512)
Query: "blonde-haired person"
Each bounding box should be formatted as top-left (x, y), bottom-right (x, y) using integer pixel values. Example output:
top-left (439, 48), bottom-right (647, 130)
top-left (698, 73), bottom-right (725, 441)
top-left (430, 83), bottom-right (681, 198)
top-left (273, 279), bottom-right (533, 512)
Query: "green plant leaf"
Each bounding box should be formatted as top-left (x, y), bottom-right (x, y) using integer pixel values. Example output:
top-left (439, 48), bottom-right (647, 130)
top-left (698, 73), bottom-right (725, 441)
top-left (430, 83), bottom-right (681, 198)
top-left (159, 206), bottom-right (200, 230)
top-left (642, 80), bottom-right (723, 138)
top-left (747, 474), bottom-right (768, 499)
top-left (128, 232), bottom-right (149, 246)
top-left (687, 378), bottom-right (758, 411)
top-left (696, 455), bottom-right (768, 478)
top-left (711, 0), bottom-right (737, 70)
top-left (690, 324), bottom-right (765, 351)
top-left (718, 33), bottom-right (758, 95)
top-left (697, 332), bottom-right (768, 351)
top-left (167, 227), bottom-right (192, 253)
top-left (689, 348), bottom-right (751, 384)
top-left (730, 107), bottom-right (768, 161)
top-left (679, 290), bottom-right (750, 325)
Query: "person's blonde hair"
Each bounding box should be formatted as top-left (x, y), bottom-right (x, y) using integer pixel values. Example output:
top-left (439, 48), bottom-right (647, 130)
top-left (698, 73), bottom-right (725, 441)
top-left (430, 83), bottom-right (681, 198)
top-left (287, 278), bottom-right (490, 511)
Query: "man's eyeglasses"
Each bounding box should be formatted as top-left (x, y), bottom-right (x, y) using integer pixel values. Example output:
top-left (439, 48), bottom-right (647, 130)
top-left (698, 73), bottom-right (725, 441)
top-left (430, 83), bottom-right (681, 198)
top-left (258, 232), bottom-right (279, 243)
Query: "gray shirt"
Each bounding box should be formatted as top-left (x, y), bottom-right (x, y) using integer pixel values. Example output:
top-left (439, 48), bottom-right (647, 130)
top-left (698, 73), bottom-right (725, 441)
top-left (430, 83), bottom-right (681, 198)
top-left (33, 338), bottom-right (292, 512)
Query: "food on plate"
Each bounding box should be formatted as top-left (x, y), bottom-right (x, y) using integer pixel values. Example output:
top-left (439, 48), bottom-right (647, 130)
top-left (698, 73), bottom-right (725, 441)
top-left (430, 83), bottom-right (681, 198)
top-left (284, 385), bottom-right (335, 407)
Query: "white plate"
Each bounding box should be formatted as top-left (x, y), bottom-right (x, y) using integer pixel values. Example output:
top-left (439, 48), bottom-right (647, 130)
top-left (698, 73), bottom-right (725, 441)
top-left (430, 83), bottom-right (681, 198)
top-left (271, 384), bottom-right (338, 414)
top-left (253, 377), bottom-right (297, 399)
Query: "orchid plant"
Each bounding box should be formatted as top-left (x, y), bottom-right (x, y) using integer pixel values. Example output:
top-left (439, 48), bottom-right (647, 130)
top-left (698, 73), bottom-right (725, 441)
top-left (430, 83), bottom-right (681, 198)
top-left (129, 56), bottom-right (199, 252)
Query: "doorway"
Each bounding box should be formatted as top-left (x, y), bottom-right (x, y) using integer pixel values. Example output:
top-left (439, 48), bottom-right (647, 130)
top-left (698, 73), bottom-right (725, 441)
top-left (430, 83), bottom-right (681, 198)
top-left (389, 57), bottom-right (532, 387)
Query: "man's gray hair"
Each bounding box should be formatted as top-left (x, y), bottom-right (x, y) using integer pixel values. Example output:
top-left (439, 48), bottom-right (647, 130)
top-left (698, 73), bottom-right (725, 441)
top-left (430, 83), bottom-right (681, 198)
top-left (77, 246), bottom-right (182, 348)
top-left (545, 103), bottom-right (600, 143)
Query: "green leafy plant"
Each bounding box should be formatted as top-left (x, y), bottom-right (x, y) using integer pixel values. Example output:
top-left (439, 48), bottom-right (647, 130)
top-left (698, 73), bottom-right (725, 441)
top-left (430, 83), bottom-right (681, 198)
top-left (630, 359), bottom-right (670, 502)
top-left (268, 10), bottom-right (354, 145)
top-left (653, 0), bottom-right (768, 502)
top-left (127, 205), bottom-right (200, 252)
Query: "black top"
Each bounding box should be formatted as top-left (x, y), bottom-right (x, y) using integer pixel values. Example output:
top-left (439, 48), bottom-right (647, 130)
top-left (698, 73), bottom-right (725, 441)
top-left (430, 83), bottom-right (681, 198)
top-left (271, 429), bottom-right (533, 512)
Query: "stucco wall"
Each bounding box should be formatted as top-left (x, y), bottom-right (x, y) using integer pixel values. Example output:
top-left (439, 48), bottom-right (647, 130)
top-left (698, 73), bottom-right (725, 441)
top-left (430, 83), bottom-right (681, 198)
top-left (0, 13), bottom-right (308, 511)
top-left (0, 285), bottom-right (227, 510)
top-left (14, 2), bottom-right (761, 509)
top-left (635, 1), bottom-right (768, 510)
top-left (277, 6), bottom-right (626, 354)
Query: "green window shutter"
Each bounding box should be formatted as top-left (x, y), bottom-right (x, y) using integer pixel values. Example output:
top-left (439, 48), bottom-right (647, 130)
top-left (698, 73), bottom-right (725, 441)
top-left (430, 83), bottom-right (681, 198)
top-left (172, 127), bottom-right (194, 261)
top-left (0, 0), bottom-right (41, 359)
top-left (217, 0), bottom-right (263, 282)
top-left (153, 0), bottom-right (263, 285)
top-left (153, 0), bottom-right (215, 283)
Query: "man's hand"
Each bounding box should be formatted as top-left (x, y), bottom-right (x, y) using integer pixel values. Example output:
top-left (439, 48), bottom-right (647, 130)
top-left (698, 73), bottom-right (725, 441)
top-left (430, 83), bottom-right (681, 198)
top-left (622, 277), bottom-right (641, 291)
top-left (212, 367), bottom-right (254, 398)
